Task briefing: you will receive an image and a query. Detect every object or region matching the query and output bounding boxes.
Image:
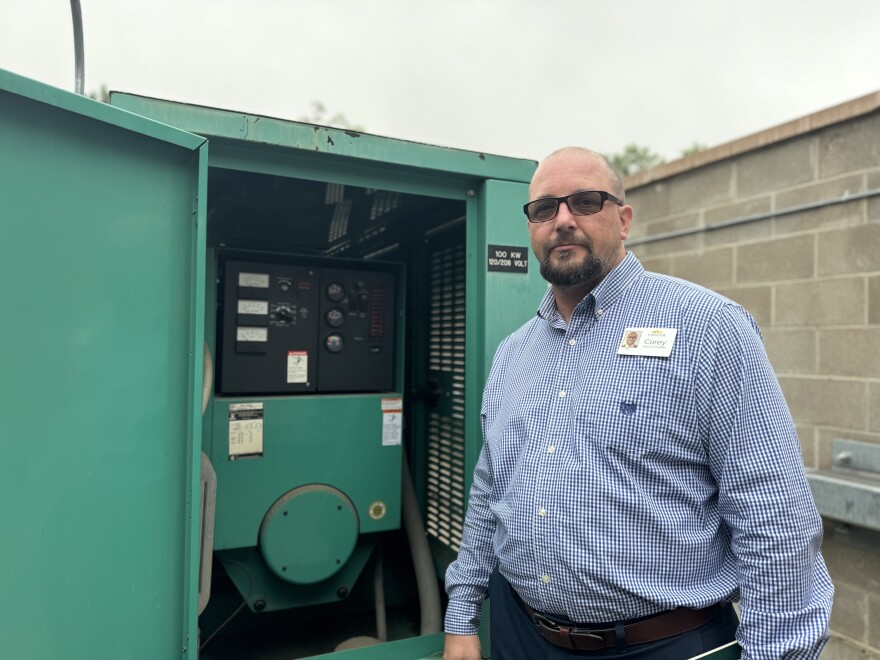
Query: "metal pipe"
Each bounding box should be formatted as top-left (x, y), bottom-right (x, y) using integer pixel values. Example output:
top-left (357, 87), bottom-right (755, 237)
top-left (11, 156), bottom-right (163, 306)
top-left (374, 546), bottom-right (388, 642)
top-left (401, 448), bottom-right (443, 634)
top-left (69, 0), bottom-right (84, 94)
top-left (628, 188), bottom-right (880, 247)
top-left (199, 344), bottom-right (216, 615)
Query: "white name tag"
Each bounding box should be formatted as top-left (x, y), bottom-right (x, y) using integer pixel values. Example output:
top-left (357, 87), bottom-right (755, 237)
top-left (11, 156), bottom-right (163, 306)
top-left (617, 327), bottom-right (678, 357)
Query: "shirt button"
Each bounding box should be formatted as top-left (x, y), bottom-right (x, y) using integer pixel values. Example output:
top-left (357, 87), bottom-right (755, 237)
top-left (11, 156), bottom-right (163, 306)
top-left (538, 508), bottom-right (547, 517)
top-left (568, 339), bottom-right (577, 346)
top-left (558, 391), bottom-right (566, 398)
top-left (541, 575), bottom-right (551, 584)
top-left (596, 308), bottom-right (604, 316)
top-left (547, 446), bottom-right (556, 454)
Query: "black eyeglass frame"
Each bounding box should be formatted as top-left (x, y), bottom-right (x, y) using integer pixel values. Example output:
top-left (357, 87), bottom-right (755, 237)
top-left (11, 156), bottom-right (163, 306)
top-left (523, 190), bottom-right (623, 223)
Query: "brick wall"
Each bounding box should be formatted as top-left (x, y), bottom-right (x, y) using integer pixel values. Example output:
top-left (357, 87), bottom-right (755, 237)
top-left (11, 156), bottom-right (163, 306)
top-left (624, 93), bottom-right (880, 655)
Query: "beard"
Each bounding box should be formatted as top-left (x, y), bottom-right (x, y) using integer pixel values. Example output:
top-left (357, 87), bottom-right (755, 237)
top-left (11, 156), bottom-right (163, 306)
top-left (539, 236), bottom-right (605, 287)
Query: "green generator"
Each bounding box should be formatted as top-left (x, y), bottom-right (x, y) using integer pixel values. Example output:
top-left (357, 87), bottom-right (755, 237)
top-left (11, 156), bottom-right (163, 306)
top-left (0, 68), bottom-right (547, 659)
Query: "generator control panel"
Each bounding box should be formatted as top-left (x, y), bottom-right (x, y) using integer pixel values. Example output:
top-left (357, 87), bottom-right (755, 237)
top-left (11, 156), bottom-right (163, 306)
top-left (218, 254), bottom-right (397, 395)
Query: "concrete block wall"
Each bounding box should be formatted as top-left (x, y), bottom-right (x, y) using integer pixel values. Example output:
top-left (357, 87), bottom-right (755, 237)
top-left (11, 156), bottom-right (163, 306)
top-left (623, 94), bottom-right (880, 656)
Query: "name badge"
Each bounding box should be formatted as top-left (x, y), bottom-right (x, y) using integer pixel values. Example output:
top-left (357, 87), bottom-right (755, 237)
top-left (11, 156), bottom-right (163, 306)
top-left (617, 327), bottom-right (677, 358)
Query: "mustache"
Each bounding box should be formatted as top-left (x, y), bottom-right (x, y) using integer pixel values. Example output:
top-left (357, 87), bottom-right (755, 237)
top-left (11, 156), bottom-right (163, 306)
top-left (544, 236), bottom-right (594, 252)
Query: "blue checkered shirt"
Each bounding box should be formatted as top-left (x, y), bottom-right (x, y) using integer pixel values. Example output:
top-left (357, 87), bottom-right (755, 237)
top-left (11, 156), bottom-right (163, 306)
top-left (445, 252), bottom-right (833, 658)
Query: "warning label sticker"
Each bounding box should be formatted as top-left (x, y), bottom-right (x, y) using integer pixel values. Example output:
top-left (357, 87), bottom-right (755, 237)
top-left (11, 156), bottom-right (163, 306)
top-left (382, 398), bottom-right (403, 446)
top-left (287, 350), bottom-right (308, 384)
top-left (229, 402), bottom-right (264, 459)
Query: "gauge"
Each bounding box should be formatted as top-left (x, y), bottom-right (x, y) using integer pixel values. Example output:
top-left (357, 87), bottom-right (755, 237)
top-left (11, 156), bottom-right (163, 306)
top-left (236, 326), bottom-right (268, 342)
top-left (325, 333), bottom-right (344, 353)
top-left (326, 308), bottom-right (344, 328)
top-left (239, 272), bottom-right (269, 288)
top-left (326, 282), bottom-right (345, 302)
top-left (237, 299), bottom-right (269, 315)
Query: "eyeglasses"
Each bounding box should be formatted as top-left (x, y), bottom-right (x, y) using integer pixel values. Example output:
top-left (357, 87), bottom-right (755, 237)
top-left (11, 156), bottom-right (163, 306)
top-left (523, 190), bottom-right (623, 223)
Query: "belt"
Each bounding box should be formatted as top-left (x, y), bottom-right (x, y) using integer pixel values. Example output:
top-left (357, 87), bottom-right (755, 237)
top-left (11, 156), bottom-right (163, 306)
top-left (516, 595), bottom-right (723, 651)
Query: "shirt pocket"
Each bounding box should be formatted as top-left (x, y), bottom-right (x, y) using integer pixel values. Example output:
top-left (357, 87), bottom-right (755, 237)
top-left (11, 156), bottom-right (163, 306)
top-left (581, 356), bottom-right (691, 460)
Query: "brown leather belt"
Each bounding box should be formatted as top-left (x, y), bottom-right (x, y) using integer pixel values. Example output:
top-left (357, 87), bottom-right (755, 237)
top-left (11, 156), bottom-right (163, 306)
top-left (516, 596), bottom-right (723, 651)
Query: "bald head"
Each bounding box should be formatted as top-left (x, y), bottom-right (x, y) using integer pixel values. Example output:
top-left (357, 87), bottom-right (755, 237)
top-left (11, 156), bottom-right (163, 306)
top-left (533, 147), bottom-right (625, 201)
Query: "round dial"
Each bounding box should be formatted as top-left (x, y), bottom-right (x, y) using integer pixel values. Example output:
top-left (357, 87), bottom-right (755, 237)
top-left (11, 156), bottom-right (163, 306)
top-left (275, 305), bottom-right (295, 322)
top-left (326, 282), bottom-right (345, 302)
top-left (325, 334), bottom-right (344, 353)
top-left (326, 308), bottom-right (344, 328)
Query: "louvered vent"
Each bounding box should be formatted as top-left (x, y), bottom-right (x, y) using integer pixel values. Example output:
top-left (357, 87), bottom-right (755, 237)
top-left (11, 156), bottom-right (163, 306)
top-left (369, 190), bottom-right (401, 220)
top-left (425, 243), bottom-right (466, 552)
top-left (328, 200), bottom-right (351, 242)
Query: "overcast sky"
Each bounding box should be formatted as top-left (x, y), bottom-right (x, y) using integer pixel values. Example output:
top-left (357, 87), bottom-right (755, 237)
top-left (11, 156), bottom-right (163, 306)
top-left (3, 0), bottom-right (879, 163)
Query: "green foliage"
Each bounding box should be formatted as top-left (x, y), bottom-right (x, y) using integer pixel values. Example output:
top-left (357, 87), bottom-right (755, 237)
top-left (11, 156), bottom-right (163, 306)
top-left (299, 101), bottom-right (364, 132)
top-left (606, 141), bottom-right (710, 176)
top-left (606, 143), bottom-right (665, 176)
top-left (87, 85), bottom-right (109, 103)
top-left (680, 142), bottom-right (708, 157)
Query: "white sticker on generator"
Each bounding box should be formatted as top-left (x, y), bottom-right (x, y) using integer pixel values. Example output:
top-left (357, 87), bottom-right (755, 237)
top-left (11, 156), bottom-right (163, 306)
top-left (382, 398), bottom-right (403, 446)
top-left (228, 403), bottom-right (264, 459)
top-left (287, 351), bottom-right (308, 383)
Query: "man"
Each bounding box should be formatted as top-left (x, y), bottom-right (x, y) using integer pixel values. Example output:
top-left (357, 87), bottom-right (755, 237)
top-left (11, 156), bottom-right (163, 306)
top-left (443, 147), bottom-right (833, 659)
top-left (621, 330), bottom-right (641, 350)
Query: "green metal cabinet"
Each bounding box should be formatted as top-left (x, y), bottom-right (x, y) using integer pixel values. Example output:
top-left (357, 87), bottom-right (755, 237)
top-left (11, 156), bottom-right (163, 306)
top-left (1, 68), bottom-right (549, 659)
top-left (0, 69), bottom-right (206, 658)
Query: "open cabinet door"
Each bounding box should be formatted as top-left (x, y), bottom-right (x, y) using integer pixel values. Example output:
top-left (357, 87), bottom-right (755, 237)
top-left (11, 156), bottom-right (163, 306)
top-left (0, 69), bottom-right (207, 659)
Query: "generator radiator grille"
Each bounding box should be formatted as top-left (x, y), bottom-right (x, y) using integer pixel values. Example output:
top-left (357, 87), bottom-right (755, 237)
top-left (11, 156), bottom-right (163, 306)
top-left (425, 243), bottom-right (466, 553)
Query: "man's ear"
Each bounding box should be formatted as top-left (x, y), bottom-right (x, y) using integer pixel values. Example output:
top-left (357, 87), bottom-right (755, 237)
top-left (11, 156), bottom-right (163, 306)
top-left (619, 204), bottom-right (634, 240)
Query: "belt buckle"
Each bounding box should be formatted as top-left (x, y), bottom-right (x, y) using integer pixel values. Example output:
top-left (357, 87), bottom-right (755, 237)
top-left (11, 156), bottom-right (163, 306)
top-left (532, 613), bottom-right (604, 643)
top-left (532, 612), bottom-right (562, 631)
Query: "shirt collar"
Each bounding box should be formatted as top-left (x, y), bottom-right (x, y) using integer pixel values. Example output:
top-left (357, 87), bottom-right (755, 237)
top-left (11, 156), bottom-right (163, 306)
top-left (536, 251), bottom-right (644, 322)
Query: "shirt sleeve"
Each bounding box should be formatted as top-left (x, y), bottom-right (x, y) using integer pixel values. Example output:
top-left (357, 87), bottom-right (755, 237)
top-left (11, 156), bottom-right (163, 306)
top-left (443, 441), bottom-right (497, 635)
top-left (442, 338), bottom-right (509, 635)
top-left (695, 304), bottom-right (833, 659)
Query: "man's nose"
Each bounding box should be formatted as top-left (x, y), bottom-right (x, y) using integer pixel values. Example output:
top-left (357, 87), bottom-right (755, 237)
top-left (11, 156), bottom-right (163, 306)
top-left (553, 200), bottom-right (577, 229)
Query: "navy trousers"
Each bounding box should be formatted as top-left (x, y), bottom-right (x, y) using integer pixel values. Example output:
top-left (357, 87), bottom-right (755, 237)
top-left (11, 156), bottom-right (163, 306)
top-left (488, 569), bottom-right (739, 660)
